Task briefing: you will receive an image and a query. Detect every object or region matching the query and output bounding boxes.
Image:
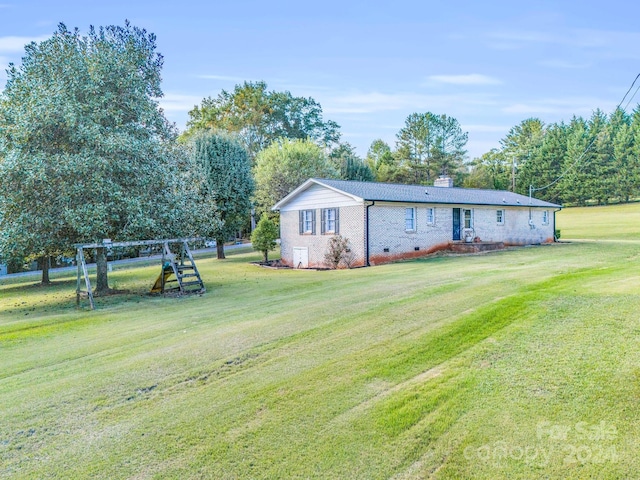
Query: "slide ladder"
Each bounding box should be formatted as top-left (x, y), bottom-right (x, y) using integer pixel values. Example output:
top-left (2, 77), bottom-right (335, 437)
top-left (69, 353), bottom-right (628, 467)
top-left (157, 240), bottom-right (205, 294)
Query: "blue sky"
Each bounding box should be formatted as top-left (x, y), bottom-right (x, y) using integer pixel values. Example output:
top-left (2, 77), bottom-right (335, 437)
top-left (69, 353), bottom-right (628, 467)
top-left (1, 0), bottom-right (639, 159)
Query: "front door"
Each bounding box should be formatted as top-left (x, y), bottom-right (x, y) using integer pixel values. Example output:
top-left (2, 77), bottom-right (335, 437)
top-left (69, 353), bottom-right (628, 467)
top-left (453, 208), bottom-right (461, 240)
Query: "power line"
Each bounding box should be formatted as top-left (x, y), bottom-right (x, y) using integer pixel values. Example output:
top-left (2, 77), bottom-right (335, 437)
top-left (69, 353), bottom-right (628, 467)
top-left (530, 72), bottom-right (640, 197)
top-left (618, 73), bottom-right (640, 110)
top-left (622, 82), bottom-right (640, 112)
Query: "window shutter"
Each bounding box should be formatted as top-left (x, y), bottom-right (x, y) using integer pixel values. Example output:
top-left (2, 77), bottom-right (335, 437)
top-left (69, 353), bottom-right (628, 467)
top-left (321, 209), bottom-right (326, 234)
top-left (312, 210), bottom-right (316, 235)
top-left (299, 210), bottom-right (304, 234)
top-left (335, 208), bottom-right (340, 234)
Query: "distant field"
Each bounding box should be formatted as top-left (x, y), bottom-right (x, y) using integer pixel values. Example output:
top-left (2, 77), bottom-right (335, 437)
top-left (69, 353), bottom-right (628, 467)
top-left (1, 209), bottom-right (640, 478)
top-left (557, 202), bottom-right (640, 239)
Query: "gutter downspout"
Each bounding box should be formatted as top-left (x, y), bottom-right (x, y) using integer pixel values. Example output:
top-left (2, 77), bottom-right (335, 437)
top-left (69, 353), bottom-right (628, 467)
top-left (365, 201), bottom-right (375, 266)
top-left (553, 207), bottom-right (562, 241)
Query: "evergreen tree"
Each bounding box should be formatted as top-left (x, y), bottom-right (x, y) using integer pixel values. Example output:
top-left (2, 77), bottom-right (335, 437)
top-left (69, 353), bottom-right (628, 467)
top-left (329, 143), bottom-right (374, 181)
top-left (518, 123), bottom-right (567, 204)
top-left (560, 117), bottom-right (591, 205)
top-left (500, 118), bottom-right (545, 192)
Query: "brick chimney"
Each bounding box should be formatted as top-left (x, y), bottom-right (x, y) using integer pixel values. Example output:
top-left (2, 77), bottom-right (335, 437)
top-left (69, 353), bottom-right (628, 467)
top-left (434, 175), bottom-right (453, 187)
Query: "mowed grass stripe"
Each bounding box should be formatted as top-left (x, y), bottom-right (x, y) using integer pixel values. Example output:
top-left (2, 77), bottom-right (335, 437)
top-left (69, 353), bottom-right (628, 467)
top-left (1, 212), bottom-right (640, 478)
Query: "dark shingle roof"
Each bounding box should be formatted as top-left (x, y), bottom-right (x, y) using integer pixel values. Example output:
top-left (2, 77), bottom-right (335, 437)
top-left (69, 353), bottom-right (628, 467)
top-left (313, 178), bottom-right (561, 208)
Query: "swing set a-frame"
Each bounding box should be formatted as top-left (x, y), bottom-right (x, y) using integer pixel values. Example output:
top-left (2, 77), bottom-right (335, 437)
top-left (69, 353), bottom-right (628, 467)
top-left (75, 238), bottom-right (205, 310)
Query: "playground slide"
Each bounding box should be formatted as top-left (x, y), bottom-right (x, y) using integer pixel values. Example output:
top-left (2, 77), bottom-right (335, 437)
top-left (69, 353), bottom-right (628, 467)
top-left (150, 263), bottom-right (174, 293)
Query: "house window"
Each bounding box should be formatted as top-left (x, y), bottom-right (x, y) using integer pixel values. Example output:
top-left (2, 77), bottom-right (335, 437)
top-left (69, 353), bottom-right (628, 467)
top-left (426, 207), bottom-right (435, 225)
top-left (496, 209), bottom-right (505, 225)
top-left (463, 209), bottom-right (473, 229)
top-left (299, 209), bottom-right (316, 234)
top-left (542, 210), bottom-right (549, 225)
top-left (321, 208), bottom-right (339, 234)
top-left (405, 207), bottom-right (416, 232)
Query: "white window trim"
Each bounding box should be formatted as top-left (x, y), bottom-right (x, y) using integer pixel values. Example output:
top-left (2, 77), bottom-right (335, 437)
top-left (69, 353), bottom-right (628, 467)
top-left (299, 209), bottom-right (316, 235)
top-left (463, 209), bottom-right (474, 229)
top-left (497, 209), bottom-right (505, 225)
top-left (426, 207), bottom-right (435, 225)
top-left (405, 207), bottom-right (416, 232)
top-left (542, 210), bottom-right (549, 225)
top-left (322, 208), bottom-right (338, 234)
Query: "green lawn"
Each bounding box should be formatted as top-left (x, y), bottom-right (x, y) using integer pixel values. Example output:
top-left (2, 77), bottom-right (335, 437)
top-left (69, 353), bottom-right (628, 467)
top-left (2, 207), bottom-right (640, 478)
top-left (556, 201), bottom-right (640, 240)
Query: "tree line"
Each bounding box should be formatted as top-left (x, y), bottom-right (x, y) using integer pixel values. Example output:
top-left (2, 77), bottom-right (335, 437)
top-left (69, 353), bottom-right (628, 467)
top-left (465, 110), bottom-right (640, 205)
top-left (1, 21), bottom-right (638, 286)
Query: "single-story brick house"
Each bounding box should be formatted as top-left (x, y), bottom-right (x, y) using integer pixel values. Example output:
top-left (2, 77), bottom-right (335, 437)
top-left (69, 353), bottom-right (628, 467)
top-left (272, 177), bottom-right (562, 268)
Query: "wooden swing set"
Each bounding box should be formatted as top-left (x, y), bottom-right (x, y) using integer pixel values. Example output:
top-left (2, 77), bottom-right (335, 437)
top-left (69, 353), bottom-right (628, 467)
top-left (75, 238), bottom-right (205, 310)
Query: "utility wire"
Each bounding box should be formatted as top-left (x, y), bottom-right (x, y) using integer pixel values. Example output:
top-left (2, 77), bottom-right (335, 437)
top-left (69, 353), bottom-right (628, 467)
top-left (622, 82), bottom-right (640, 112)
top-left (530, 72), bottom-right (640, 196)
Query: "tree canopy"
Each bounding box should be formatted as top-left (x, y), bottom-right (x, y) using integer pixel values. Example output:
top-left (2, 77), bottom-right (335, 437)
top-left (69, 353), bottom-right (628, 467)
top-left (469, 108), bottom-right (640, 205)
top-left (253, 138), bottom-right (338, 215)
top-left (190, 131), bottom-right (254, 259)
top-left (395, 112), bottom-right (468, 184)
top-left (250, 214), bottom-right (279, 263)
top-left (0, 22), bottom-right (185, 286)
top-left (184, 81), bottom-right (341, 159)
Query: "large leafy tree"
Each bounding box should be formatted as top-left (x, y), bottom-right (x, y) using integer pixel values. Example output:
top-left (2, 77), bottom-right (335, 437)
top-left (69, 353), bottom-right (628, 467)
top-left (0, 22), bottom-right (184, 289)
top-left (253, 138), bottom-right (338, 215)
top-left (185, 81), bottom-right (341, 159)
top-left (191, 131), bottom-right (254, 259)
top-left (464, 149), bottom-right (510, 190)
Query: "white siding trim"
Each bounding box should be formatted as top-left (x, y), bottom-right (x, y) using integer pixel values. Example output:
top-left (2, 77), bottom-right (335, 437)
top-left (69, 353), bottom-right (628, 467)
top-left (279, 183), bottom-right (362, 211)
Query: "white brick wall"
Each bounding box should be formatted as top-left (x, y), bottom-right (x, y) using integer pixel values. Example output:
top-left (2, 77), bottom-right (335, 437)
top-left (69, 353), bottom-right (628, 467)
top-left (367, 202), bottom-right (555, 265)
top-left (280, 205), bottom-right (366, 268)
top-left (279, 198), bottom-right (556, 268)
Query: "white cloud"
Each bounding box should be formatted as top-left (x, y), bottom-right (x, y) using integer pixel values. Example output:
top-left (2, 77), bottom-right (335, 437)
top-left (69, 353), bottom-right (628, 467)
top-left (427, 74), bottom-right (502, 86)
top-left (487, 29), bottom-right (640, 59)
top-left (462, 124), bottom-right (511, 133)
top-left (158, 93), bottom-right (203, 112)
top-left (196, 74), bottom-right (247, 82)
top-left (502, 97), bottom-right (614, 116)
top-left (0, 35), bottom-right (50, 53)
top-left (322, 91), bottom-right (498, 115)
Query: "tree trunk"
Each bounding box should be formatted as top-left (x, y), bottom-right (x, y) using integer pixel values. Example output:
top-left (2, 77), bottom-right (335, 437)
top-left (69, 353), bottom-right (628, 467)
top-left (216, 239), bottom-right (225, 259)
top-left (95, 247), bottom-right (110, 294)
top-left (263, 250), bottom-right (268, 263)
top-left (39, 255), bottom-right (51, 284)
